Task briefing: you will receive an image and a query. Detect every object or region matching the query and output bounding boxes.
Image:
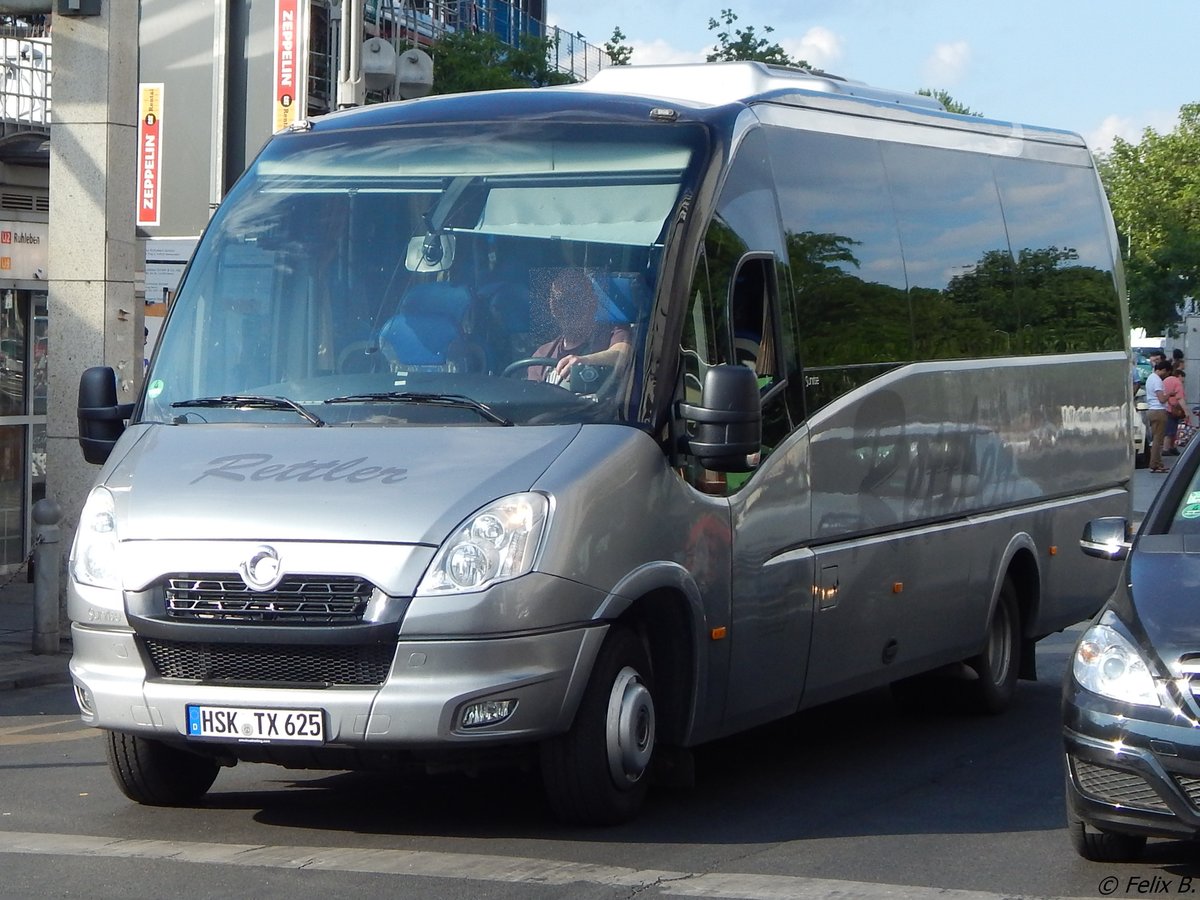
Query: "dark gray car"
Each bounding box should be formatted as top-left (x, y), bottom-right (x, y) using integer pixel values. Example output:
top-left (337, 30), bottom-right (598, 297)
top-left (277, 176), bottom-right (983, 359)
top-left (1067, 438), bottom-right (1200, 860)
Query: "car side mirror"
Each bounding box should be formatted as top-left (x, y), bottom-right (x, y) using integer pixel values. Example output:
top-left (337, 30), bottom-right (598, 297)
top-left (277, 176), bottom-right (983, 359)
top-left (678, 364), bottom-right (762, 472)
top-left (1079, 516), bottom-right (1132, 561)
top-left (78, 366), bottom-right (133, 465)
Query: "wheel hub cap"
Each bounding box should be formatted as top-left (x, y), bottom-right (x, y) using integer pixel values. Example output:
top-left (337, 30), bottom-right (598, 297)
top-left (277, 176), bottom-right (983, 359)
top-left (606, 666), bottom-right (655, 785)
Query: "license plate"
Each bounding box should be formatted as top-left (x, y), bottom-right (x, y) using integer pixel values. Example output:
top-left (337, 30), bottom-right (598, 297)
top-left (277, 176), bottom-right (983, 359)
top-left (186, 705), bottom-right (325, 743)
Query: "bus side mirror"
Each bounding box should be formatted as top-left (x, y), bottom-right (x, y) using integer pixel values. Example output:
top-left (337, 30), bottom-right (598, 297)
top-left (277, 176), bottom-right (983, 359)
top-left (78, 366), bottom-right (133, 465)
top-left (678, 364), bottom-right (762, 472)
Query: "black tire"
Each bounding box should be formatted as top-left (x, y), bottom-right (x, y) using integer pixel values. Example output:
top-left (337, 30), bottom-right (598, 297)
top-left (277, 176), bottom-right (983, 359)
top-left (1068, 814), bottom-right (1147, 862)
top-left (966, 578), bottom-right (1020, 714)
top-left (540, 626), bottom-right (656, 825)
top-left (105, 730), bottom-right (219, 806)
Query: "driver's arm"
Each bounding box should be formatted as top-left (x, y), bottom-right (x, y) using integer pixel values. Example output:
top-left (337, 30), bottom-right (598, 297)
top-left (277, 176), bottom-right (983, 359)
top-left (553, 326), bottom-right (632, 379)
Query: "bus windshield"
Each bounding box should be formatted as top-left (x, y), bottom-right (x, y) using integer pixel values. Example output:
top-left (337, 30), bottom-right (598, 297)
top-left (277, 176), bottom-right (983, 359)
top-left (140, 120), bottom-right (705, 428)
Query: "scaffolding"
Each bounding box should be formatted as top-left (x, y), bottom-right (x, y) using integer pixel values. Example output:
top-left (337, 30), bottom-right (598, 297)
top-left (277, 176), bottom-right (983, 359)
top-left (0, 32), bottom-right (50, 133)
top-left (308, 0), bottom-right (606, 113)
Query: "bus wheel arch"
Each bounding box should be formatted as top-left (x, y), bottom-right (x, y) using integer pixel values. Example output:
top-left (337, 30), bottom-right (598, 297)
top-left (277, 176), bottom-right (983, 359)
top-left (1004, 546), bottom-right (1042, 680)
top-left (540, 622), bottom-right (656, 824)
top-left (539, 588), bottom-right (696, 824)
top-left (968, 548), bottom-right (1040, 714)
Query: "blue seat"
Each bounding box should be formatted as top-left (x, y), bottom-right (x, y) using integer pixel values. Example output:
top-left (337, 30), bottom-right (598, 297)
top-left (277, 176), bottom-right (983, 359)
top-left (378, 283), bottom-right (483, 372)
top-left (591, 272), bottom-right (650, 324)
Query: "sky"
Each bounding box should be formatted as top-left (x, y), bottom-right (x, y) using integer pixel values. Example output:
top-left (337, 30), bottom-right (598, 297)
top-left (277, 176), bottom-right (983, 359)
top-left (543, 0), bottom-right (1198, 154)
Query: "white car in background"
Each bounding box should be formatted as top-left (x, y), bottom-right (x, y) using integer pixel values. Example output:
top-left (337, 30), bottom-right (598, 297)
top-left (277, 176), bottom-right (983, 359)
top-left (1133, 387), bottom-right (1149, 469)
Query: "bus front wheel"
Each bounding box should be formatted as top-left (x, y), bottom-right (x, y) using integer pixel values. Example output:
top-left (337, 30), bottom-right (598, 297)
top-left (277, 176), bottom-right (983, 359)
top-left (540, 626), bottom-right (656, 825)
top-left (105, 730), bottom-right (219, 806)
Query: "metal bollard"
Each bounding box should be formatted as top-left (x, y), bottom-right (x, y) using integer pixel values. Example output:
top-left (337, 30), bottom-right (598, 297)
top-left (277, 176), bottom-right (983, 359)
top-left (32, 498), bottom-right (62, 655)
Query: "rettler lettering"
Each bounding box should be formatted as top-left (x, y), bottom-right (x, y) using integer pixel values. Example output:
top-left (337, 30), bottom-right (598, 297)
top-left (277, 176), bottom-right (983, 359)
top-left (192, 453), bottom-right (407, 485)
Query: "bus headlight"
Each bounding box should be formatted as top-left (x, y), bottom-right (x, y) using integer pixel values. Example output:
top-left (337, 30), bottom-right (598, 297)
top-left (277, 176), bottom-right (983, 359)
top-left (71, 487), bottom-right (121, 591)
top-left (417, 493), bottom-right (548, 595)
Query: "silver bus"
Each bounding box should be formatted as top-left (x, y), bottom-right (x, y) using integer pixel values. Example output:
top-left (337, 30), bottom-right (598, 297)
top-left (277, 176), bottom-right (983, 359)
top-left (71, 61), bottom-right (1132, 824)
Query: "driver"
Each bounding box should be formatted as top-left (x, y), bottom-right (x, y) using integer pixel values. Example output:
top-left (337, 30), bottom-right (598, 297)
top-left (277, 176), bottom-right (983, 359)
top-left (527, 269), bottom-right (631, 385)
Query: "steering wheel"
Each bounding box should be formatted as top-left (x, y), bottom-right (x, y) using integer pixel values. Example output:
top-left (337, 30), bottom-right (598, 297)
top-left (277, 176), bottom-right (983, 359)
top-left (502, 357), bottom-right (558, 378)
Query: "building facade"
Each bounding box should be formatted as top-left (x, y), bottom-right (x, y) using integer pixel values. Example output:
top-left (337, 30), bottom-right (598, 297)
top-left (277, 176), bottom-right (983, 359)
top-left (0, 18), bottom-right (49, 569)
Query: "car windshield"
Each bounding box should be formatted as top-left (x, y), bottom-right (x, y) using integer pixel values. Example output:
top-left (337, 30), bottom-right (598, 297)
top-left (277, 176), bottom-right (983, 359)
top-left (140, 120), bottom-right (705, 427)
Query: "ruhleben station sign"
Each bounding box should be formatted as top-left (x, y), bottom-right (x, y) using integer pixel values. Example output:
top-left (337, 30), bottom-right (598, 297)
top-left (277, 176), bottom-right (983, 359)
top-left (0, 222), bottom-right (47, 281)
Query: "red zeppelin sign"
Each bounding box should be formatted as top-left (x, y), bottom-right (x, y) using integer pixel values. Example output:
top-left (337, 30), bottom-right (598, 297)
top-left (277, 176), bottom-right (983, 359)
top-left (136, 83), bottom-right (164, 228)
top-left (273, 0), bottom-right (302, 132)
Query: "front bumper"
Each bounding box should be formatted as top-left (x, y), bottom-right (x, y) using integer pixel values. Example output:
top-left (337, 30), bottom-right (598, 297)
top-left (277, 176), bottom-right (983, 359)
top-left (1063, 681), bottom-right (1200, 840)
top-left (70, 620), bottom-right (608, 754)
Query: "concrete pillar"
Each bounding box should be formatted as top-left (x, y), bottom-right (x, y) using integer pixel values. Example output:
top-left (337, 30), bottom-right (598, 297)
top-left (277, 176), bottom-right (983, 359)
top-left (46, 4), bottom-right (140, 547)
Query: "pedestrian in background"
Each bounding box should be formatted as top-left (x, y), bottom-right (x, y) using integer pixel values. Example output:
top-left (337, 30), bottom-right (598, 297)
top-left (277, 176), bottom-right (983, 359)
top-left (1147, 358), bottom-right (1172, 472)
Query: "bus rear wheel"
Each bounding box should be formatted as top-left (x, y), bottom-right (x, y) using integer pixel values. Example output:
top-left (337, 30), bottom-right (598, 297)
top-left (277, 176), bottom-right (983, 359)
top-left (967, 578), bottom-right (1020, 714)
top-left (540, 626), bottom-right (656, 825)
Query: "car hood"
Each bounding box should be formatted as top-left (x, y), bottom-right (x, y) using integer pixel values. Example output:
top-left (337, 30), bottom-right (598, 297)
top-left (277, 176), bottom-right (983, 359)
top-left (100, 423), bottom-right (580, 546)
top-left (1126, 536), bottom-right (1200, 664)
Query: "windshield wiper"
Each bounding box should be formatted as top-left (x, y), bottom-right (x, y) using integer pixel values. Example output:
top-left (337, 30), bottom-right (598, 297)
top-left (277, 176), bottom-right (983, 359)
top-left (324, 391), bottom-right (513, 426)
top-left (171, 395), bottom-right (326, 427)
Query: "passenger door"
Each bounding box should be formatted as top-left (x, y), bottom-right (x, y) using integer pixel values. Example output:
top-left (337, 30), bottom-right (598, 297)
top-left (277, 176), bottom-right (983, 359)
top-left (679, 126), bottom-right (813, 734)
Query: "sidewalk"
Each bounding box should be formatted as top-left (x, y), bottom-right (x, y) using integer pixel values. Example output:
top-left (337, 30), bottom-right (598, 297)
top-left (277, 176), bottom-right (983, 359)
top-left (0, 575), bottom-right (71, 691)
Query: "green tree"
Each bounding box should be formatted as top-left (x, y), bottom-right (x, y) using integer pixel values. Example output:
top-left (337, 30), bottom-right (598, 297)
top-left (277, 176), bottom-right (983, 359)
top-left (430, 29), bottom-right (577, 95)
top-left (705, 8), bottom-right (808, 68)
top-left (916, 88), bottom-right (982, 117)
top-left (604, 27), bottom-right (634, 66)
top-left (1098, 104), bottom-right (1200, 334)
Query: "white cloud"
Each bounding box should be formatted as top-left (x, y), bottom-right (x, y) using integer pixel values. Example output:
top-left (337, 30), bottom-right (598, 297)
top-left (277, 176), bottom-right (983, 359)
top-left (781, 26), bottom-right (844, 70)
top-left (921, 40), bottom-right (970, 86)
top-left (629, 38), bottom-right (707, 66)
top-left (1086, 110), bottom-right (1182, 153)
top-left (1086, 115), bottom-right (1138, 153)
top-left (625, 26), bottom-right (843, 71)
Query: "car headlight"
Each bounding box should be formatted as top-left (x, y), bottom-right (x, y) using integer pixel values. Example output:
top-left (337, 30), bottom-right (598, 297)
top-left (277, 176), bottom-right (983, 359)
top-left (71, 487), bottom-right (121, 590)
top-left (1073, 612), bottom-right (1161, 707)
top-left (417, 492), bottom-right (549, 595)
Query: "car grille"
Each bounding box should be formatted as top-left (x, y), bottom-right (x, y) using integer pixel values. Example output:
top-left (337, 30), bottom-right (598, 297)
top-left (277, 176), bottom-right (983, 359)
top-left (1178, 654), bottom-right (1200, 701)
top-left (143, 638), bottom-right (395, 686)
top-left (1174, 775), bottom-right (1200, 808)
top-left (165, 575), bottom-right (372, 625)
top-left (1073, 759), bottom-right (1170, 812)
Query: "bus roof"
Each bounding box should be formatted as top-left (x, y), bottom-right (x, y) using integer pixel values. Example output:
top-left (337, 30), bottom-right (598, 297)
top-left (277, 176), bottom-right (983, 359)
top-left (568, 61), bottom-right (944, 111)
top-left (303, 61), bottom-right (1086, 151)
top-left (561, 61), bottom-right (1085, 147)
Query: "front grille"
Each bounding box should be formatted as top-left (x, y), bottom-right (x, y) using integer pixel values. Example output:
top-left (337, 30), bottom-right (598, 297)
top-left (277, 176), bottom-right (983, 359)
top-left (165, 575), bottom-right (372, 625)
top-left (144, 638), bottom-right (394, 686)
top-left (1074, 759), bottom-right (1170, 811)
top-left (1178, 654), bottom-right (1200, 702)
top-left (1175, 775), bottom-right (1200, 809)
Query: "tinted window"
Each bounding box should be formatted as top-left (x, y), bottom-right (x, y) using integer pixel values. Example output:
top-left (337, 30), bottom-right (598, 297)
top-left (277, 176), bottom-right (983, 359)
top-left (882, 143), bottom-right (1012, 360)
top-left (767, 123), bottom-right (1121, 414)
top-left (769, 128), bottom-right (908, 365)
top-left (993, 158), bottom-right (1122, 353)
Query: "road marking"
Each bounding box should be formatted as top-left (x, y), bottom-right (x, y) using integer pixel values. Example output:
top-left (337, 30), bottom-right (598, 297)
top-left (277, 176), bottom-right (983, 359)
top-left (0, 719), bottom-right (96, 746)
top-left (0, 830), bottom-right (1098, 899)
